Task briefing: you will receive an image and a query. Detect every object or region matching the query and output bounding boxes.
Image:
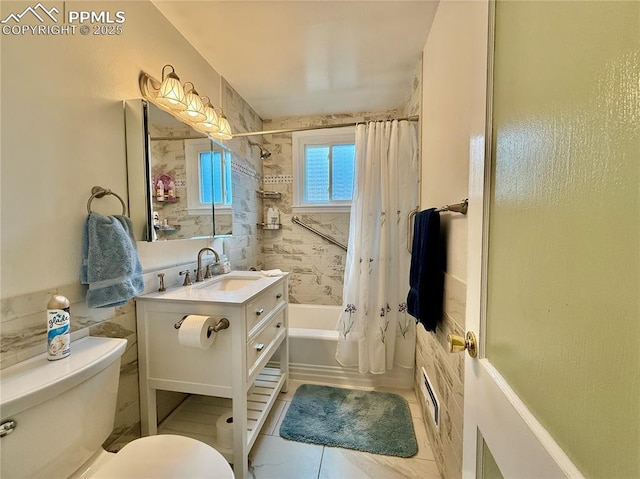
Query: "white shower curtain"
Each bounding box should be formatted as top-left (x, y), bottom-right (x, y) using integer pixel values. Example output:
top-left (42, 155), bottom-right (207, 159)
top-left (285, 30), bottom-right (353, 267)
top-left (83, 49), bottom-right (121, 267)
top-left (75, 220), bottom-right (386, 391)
top-left (336, 120), bottom-right (418, 374)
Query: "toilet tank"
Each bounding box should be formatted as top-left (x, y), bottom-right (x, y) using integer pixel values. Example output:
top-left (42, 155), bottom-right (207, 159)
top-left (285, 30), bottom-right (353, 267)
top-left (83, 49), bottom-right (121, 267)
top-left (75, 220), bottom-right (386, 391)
top-left (0, 336), bottom-right (127, 479)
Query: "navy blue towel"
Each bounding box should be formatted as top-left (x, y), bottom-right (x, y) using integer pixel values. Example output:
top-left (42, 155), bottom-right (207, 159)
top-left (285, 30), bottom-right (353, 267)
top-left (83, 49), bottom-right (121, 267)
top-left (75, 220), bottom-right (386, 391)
top-left (407, 209), bottom-right (443, 332)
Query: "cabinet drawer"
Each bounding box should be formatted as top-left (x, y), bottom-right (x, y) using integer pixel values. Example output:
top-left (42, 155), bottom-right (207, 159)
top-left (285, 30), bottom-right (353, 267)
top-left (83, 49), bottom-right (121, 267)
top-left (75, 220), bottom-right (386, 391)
top-left (247, 311), bottom-right (285, 372)
top-left (246, 282), bottom-right (285, 334)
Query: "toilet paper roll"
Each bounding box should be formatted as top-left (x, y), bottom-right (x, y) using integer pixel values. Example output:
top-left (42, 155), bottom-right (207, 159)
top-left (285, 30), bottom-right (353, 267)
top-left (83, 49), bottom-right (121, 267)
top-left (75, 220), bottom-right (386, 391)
top-left (216, 410), bottom-right (234, 450)
top-left (178, 315), bottom-right (216, 349)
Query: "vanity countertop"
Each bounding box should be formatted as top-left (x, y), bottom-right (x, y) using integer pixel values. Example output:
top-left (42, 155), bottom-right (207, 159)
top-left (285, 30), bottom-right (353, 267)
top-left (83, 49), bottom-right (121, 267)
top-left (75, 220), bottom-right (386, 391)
top-left (136, 271), bottom-right (288, 305)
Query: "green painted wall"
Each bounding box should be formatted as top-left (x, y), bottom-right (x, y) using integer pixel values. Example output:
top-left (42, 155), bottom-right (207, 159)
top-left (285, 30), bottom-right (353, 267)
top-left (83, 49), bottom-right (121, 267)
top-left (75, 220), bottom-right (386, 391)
top-left (486, 1), bottom-right (639, 477)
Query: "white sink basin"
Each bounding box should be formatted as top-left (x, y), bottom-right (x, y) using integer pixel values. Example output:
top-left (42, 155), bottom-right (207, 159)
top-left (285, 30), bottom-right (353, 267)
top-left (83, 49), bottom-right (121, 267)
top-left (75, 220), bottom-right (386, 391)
top-left (139, 271), bottom-right (285, 304)
top-left (195, 276), bottom-right (260, 292)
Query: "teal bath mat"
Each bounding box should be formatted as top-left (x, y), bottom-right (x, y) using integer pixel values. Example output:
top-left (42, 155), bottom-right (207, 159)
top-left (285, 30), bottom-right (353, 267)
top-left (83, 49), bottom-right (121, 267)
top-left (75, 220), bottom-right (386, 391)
top-left (279, 384), bottom-right (418, 457)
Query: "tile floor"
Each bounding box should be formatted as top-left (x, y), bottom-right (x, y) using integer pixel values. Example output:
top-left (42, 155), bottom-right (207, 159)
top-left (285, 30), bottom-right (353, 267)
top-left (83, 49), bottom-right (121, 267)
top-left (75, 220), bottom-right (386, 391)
top-left (247, 380), bottom-right (442, 479)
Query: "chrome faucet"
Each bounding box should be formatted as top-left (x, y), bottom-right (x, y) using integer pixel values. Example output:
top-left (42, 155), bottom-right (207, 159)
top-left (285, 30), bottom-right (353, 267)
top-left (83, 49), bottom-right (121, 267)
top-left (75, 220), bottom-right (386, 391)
top-left (196, 247), bottom-right (220, 282)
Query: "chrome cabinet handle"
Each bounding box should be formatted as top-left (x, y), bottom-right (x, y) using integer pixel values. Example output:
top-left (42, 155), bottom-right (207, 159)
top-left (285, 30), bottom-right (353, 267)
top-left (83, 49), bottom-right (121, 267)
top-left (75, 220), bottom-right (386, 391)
top-left (256, 308), bottom-right (264, 316)
top-left (0, 420), bottom-right (16, 438)
top-left (255, 343), bottom-right (265, 351)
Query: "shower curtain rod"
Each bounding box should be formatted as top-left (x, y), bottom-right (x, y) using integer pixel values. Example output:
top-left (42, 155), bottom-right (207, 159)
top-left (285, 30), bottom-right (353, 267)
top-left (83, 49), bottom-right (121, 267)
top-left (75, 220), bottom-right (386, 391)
top-left (232, 115), bottom-right (419, 138)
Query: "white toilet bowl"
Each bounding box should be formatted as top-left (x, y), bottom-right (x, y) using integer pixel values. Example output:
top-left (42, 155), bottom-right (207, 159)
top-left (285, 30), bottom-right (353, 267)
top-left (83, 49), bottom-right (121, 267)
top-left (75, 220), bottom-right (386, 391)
top-left (0, 337), bottom-right (234, 479)
top-left (81, 435), bottom-right (234, 479)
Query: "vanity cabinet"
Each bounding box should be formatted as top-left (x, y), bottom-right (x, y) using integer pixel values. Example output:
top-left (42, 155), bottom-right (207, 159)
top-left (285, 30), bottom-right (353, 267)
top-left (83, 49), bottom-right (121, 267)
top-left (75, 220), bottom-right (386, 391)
top-left (135, 274), bottom-right (288, 479)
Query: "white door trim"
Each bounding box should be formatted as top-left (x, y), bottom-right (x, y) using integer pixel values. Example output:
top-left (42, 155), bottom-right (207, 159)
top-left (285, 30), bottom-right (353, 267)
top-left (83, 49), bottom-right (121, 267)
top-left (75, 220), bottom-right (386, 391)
top-left (473, 360), bottom-right (584, 478)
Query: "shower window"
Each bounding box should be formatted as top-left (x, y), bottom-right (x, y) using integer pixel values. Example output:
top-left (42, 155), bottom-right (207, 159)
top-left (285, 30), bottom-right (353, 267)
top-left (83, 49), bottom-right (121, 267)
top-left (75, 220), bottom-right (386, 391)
top-left (293, 126), bottom-right (355, 212)
top-left (185, 139), bottom-right (232, 214)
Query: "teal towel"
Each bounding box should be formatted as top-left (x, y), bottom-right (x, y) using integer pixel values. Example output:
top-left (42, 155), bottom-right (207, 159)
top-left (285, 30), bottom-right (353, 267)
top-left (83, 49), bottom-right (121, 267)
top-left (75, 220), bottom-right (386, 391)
top-left (81, 213), bottom-right (144, 308)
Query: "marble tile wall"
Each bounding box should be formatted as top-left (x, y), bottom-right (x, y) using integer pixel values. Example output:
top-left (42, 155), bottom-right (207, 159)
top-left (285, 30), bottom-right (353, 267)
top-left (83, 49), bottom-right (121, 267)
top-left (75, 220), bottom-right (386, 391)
top-left (415, 273), bottom-right (466, 479)
top-left (220, 80), bottom-right (264, 271)
top-left (1, 283), bottom-right (110, 370)
top-left (260, 109), bottom-right (401, 305)
top-left (404, 57), bottom-right (423, 118)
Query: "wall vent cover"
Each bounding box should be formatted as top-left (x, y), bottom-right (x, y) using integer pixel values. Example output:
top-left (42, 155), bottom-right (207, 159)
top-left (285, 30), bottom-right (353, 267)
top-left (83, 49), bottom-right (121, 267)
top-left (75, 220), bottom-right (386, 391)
top-left (421, 367), bottom-right (439, 429)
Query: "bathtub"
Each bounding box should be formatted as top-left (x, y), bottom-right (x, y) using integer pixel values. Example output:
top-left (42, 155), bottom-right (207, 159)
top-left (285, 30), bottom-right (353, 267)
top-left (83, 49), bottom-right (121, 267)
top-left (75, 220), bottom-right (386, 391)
top-left (284, 303), bottom-right (413, 389)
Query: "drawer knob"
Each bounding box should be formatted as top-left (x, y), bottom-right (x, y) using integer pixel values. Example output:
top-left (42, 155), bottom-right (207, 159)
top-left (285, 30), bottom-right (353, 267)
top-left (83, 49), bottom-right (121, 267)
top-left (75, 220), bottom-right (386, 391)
top-left (276, 322), bottom-right (282, 328)
top-left (276, 293), bottom-right (283, 299)
top-left (256, 308), bottom-right (264, 316)
top-left (255, 343), bottom-right (265, 351)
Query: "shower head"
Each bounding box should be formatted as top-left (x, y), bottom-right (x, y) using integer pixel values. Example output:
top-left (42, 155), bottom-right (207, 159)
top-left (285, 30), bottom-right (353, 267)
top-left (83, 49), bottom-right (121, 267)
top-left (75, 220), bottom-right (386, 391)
top-left (248, 141), bottom-right (272, 160)
top-left (260, 148), bottom-right (272, 160)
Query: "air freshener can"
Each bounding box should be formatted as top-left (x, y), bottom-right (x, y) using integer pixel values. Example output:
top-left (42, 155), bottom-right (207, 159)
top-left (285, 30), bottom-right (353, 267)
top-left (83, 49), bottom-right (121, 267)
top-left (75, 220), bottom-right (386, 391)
top-left (47, 294), bottom-right (71, 360)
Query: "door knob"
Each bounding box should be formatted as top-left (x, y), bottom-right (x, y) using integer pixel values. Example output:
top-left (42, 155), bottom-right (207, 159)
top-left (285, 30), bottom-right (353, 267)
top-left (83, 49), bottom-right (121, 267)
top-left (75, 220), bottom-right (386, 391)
top-left (447, 331), bottom-right (478, 358)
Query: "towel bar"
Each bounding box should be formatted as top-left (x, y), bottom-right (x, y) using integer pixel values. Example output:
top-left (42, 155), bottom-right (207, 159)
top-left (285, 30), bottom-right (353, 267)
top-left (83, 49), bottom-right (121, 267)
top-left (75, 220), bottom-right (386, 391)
top-left (436, 198), bottom-right (468, 215)
top-left (407, 207), bottom-right (419, 253)
top-left (408, 199), bottom-right (468, 254)
top-left (87, 186), bottom-right (127, 216)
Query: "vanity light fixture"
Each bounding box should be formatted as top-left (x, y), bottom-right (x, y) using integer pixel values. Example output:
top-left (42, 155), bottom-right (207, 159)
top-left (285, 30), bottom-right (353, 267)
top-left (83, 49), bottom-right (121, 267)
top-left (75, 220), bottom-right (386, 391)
top-left (156, 65), bottom-right (186, 110)
top-left (139, 66), bottom-right (234, 140)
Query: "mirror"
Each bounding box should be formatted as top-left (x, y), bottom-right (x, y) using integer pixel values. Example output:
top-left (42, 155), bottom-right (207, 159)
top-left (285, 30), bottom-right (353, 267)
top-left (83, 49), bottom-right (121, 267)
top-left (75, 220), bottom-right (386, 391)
top-left (125, 100), bottom-right (232, 241)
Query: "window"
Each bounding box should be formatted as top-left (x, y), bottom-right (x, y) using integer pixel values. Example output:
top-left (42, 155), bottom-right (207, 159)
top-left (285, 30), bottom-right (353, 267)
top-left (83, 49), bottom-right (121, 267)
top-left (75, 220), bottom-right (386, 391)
top-left (185, 139), bottom-right (232, 214)
top-left (293, 127), bottom-right (356, 212)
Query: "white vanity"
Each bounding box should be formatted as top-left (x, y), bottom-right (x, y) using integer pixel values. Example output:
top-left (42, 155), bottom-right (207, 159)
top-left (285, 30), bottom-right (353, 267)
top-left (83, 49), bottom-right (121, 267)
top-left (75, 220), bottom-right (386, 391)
top-left (135, 271), bottom-right (289, 479)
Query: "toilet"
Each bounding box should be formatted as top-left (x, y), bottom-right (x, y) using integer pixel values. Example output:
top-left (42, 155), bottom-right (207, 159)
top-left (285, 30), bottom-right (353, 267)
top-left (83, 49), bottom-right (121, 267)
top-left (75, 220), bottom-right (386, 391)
top-left (0, 336), bottom-right (234, 479)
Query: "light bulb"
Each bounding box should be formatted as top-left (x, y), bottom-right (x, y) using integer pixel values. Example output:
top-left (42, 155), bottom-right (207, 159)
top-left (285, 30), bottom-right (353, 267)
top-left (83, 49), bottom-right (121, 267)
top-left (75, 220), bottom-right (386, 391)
top-left (198, 97), bottom-right (221, 133)
top-left (212, 110), bottom-right (233, 140)
top-left (179, 83), bottom-right (206, 122)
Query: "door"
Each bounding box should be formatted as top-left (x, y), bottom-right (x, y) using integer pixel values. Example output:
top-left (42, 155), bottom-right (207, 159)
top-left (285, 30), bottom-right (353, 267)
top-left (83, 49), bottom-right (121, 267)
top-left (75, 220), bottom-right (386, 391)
top-left (462, 1), bottom-right (639, 478)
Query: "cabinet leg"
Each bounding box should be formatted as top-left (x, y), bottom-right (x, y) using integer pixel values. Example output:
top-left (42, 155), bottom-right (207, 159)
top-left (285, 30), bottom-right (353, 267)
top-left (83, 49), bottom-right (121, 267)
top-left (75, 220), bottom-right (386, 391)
top-left (281, 333), bottom-right (289, 393)
top-left (232, 399), bottom-right (249, 479)
top-left (140, 386), bottom-right (157, 436)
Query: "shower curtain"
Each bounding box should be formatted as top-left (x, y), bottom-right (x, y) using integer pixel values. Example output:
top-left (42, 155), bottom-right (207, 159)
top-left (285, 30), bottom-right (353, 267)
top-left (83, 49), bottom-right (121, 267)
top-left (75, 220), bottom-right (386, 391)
top-left (336, 120), bottom-right (418, 374)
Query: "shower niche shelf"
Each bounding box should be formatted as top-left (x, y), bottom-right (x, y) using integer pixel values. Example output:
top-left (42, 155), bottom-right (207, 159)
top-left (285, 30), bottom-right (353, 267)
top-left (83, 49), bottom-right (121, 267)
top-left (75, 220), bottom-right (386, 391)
top-left (256, 190), bottom-right (282, 200)
top-left (257, 223), bottom-right (281, 230)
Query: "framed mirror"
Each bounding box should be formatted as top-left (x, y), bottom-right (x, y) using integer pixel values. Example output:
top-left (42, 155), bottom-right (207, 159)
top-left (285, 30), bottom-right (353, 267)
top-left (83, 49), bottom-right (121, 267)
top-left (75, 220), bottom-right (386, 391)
top-left (125, 100), bottom-right (232, 241)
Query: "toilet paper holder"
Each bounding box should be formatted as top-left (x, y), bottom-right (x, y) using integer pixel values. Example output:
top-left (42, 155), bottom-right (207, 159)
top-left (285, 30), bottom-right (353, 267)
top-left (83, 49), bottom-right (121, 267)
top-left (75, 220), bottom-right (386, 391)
top-left (174, 316), bottom-right (230, 335)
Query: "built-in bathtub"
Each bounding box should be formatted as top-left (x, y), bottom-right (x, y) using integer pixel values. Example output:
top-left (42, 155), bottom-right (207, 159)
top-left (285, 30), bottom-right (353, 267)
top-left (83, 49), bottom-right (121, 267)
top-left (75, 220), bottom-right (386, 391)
top-left (284, 303), bottom-right (413, 389)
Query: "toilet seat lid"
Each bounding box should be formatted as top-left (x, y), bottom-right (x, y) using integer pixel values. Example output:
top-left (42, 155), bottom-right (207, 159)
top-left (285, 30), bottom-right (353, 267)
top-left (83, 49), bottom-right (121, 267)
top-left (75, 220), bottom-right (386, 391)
top-left (91, 434), bottom-right (234, 478)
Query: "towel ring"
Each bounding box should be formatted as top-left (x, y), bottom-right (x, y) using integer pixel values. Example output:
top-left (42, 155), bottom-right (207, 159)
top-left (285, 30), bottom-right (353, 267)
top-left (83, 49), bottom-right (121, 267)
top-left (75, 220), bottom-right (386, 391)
top-left (87, 186), bottom-right (127, 215)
